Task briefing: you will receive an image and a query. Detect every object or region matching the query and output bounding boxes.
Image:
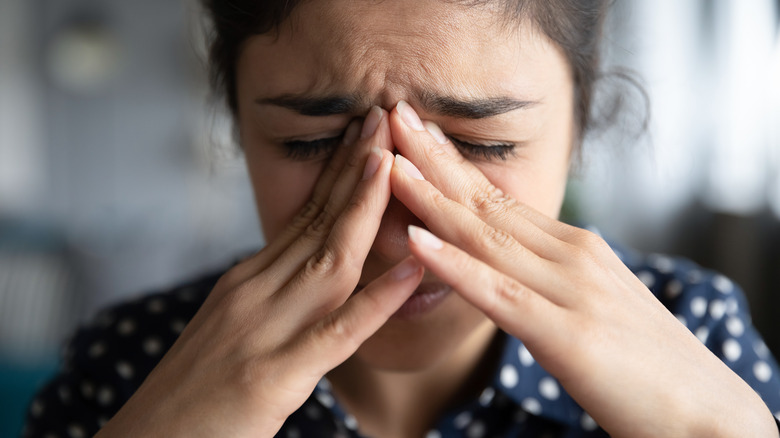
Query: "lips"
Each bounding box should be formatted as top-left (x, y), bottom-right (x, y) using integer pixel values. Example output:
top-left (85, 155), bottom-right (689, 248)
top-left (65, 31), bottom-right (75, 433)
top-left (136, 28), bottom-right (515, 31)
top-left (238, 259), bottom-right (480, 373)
top-left (391, 282), bottom-right (452, 320)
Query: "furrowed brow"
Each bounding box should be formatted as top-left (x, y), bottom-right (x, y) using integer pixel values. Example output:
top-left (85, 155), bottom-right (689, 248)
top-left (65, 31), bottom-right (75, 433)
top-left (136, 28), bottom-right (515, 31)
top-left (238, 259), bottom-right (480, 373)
top-left (256, 94), bottom-right (361, 116)
top-left (419, 92), bottom-right (537, 119)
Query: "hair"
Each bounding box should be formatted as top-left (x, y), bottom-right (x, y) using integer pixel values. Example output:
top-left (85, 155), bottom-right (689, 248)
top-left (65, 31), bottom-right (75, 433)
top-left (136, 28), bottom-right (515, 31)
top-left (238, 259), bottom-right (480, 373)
top-left (199, 0), bottom-right (611, 140)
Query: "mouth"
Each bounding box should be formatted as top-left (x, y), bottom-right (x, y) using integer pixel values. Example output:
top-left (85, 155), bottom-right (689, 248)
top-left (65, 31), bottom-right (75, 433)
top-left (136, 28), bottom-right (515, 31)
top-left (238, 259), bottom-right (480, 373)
top-left (354, 281), bottom-right (452, 320)
top-left (393, 282), bottom-right (452, 319)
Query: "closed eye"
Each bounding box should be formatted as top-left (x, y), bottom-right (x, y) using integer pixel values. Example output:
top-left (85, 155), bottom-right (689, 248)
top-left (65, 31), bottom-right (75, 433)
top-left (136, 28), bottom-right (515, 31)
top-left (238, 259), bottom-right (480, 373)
top-left (282, 135), bottom-right (343, 161)
top-left (446, 136), bottom-right (516, 161)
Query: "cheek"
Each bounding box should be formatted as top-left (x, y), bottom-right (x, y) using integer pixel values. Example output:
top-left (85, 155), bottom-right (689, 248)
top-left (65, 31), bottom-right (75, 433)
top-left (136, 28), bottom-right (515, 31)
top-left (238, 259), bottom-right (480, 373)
top-left (249, 157), bottom-right (323, 242)
top-left (478, 153), bottom-right (570, 219)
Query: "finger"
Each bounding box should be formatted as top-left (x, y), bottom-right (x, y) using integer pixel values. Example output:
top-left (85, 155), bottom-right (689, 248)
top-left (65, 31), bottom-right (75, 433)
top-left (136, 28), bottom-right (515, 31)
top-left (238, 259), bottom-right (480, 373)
top-left (265, 110), bottom-right (395, 309)
top-left (390, 154), bottom-right (579, 303)
top-left (224, 119), bottom-right (364, 287)
top-left (405, 225), bottom-right (560, 347)
top-left (391, 154), bottom-right (654, 305)
top-left (293, 256), bottom-right (424, 377)
top-left (388, 102), bottom-right (571, 256)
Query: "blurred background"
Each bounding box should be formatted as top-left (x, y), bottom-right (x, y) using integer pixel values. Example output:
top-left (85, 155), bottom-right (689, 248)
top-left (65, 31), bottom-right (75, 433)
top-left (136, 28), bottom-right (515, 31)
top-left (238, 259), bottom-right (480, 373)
top-left (0, 0), bottom-right (778, 435)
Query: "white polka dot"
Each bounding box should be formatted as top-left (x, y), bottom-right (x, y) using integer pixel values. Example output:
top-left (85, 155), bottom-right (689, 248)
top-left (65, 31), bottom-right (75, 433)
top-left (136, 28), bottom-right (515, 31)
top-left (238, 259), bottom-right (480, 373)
top-left (521, 397), bottom-right (542, 415)
top-left (538, 377), bottom-right (560, 400)
top-left (466, 421), bottom-right (486, 438)
top-left (30, 399), bottom-right (43, 417)
top-left (117, 319), bottom-right (136, 336)
top-left (95, 312), bottom-right (115, 327)
top-left (88, 342), bottom-right (106, 358)
top-left (58, 385), bottom-right (71, 404)
top-left (518, 344), bottom-right (535, 367)
top-left (709, 300), bottom-right (726, 320)
top-left (690, 297), bottom-right (707, 318)
top-left (315, 391), bottom-right (334, 408)
top-left (636, 271), bottom-right (655, 288)
top-left (675, 314), bottom-right (687, 327)
top-left (754, 340), bottom-right (770, 358)
top-left (170, 319), bottom-right (186, 334)
top-left (80, 381), bottom-right (95, 399)
top-left (774, 412), bottom-right (780, 423)
top-left (116, 361), bottom-right (134, 379)
top-left (97, 416), bottom-right (109, 427)
top-left (713, 275), bottom-right (733, 294)
top-left (147, 298), bottom-right (166, 314)
top-left (726, 317), bottom-right (745, 337)
top-left (665, 279), bottom-right (683, 300)
top-left (723, 339), bottom-right (742, 362)
top-left (425, 430), bottom-right (442, 438)
top-left (650, 255), bottom-right (675, 274)
top-left (143, 337), bottom-right (163, 356)
top-left (478, 387), bottom-right (495, 406)
top-left (580, 412), bottom-right (598, 431)
top-left (305, 403), bottom-right (322, 419)
top-left (754, 361), bottom-right (772, 382)
top-left (317, 378), bottom-right (332, 392)
top-left (97, 386), bottom-right (114, 406)
top-left (513, 407), bottom-right (529, 423)
top-left (67, 424), bottom-right (86, 438)
top-left (695, 326), bottom-right (710, 343)
top-left (500, 364), bottom-right (519, 389)
top-left (454, 411), bottom-right (472, 429)
top-left (286, 427), bottom-right (301, 438)
top-left (177, 288), bottom-right (195, 302)
top-left (344, 414), bottom-right (358, 430)
top-left (688, 270), bottom-right (703, 284)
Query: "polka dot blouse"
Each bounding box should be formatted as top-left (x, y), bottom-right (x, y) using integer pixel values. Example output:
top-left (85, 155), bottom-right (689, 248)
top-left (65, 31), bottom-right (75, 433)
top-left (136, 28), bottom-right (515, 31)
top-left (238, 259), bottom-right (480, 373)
top-left (23, 243), bottom-right (780, 437)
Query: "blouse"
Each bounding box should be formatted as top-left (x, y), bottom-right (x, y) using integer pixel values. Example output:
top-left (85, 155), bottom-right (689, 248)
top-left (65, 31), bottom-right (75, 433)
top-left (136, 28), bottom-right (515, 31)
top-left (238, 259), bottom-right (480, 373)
top-left (22, 242), bottom-right (780, 437)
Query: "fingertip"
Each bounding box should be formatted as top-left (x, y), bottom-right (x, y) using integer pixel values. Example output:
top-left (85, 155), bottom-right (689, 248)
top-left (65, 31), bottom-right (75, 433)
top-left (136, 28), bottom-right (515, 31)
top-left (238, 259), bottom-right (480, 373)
top-left (343, 119), bottom-right (362, 145)
top-left (408, 225), bottom-right (443, 250)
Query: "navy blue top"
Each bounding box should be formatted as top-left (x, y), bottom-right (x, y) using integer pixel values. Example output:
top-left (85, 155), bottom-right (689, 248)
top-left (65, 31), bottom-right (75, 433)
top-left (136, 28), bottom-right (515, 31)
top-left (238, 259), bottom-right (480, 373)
top-left (23, 243), bottom-right (780, 437)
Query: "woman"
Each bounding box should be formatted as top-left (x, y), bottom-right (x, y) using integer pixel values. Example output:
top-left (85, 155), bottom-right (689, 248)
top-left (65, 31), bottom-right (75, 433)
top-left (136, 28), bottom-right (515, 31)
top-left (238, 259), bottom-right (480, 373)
top-left (24, 0), bottom-right (780, 436)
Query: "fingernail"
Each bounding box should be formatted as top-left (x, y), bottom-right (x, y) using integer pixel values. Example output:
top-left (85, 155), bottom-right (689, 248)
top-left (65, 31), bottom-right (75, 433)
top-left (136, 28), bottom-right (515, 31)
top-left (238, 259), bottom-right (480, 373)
top-left (408, 225), bottom-right (443, 250)
top-left (390, 257), bottom-right (420, 281)
top-left (362, 147), bottom-right (383, 181)
top-left (396, 101), bottom-right (425, 132)
top-left (343, 120), bottom-right (361, 145)
top-left (360, 106), bottom-right (383, 139)
top-left (424, 121), bottom-right (448, 144)
top-left (394, 154), bottom-right (425, 180)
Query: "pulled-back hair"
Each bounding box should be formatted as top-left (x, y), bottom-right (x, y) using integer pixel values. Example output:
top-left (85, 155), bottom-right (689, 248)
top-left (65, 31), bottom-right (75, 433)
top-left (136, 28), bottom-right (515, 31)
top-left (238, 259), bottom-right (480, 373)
top-left (200, 0), bottom-right (609, 139)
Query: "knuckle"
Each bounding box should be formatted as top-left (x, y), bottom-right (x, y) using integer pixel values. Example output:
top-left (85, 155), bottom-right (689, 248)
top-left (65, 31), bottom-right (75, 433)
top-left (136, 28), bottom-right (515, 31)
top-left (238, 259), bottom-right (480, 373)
top-left (490, 276), bottom-right (527, 313)
top-left (318, 313), bottom-right (360, 352)
top-left (304, 245), bottom-right (358, 284)
top-left (470, 185), bottom-right (513, 217)
top-left (304, 207), bottom-right (337, 239)
top-left (477, 225), bottom-right (516, 253)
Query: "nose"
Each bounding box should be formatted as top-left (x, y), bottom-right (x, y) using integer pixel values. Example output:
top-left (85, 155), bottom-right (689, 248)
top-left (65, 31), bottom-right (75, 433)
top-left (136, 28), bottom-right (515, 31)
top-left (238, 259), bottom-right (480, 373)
top-left (370, 194), bottom-right (426, 264)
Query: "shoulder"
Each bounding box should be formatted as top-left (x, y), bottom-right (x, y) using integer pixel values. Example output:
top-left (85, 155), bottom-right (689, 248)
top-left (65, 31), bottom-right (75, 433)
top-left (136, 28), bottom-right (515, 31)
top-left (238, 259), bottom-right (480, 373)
top-left (23, 268), bottom-right (224, 437)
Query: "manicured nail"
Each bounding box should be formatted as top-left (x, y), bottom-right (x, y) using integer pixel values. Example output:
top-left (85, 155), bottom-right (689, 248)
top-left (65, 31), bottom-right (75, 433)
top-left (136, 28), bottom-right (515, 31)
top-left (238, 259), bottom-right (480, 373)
top-left (390, 257), bottom-right (421, 281)
top-left (394, 154), bottom-right (425, 180)
top-left (396, 100), bottom-right (425, 132)
top-left (362, 147), bottom-right (383, 180)
top-left (408, 225), bottom-right (443, 250)
top-left (424, 121), bottom-right (448, 144)
top-left (342, 120), bottom-right (361, 145)
top-left (360, 106), bottom-right (383, 139)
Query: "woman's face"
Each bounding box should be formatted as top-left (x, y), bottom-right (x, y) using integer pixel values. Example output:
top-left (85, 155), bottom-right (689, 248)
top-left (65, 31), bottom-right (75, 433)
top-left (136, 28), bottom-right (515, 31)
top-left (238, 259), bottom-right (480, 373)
top-left (235, 0), bottom-right (575, 370)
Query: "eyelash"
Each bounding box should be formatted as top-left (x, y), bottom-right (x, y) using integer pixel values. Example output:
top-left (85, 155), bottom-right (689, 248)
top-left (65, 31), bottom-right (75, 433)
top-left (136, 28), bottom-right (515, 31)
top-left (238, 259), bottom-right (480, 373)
top-left (282, 134), bottom-right (516, 161)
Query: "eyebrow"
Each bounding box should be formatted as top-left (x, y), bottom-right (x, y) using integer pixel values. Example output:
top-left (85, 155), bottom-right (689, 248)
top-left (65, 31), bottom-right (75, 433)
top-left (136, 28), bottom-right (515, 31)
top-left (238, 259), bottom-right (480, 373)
top-left (255, 92), bottom-right (537, 119)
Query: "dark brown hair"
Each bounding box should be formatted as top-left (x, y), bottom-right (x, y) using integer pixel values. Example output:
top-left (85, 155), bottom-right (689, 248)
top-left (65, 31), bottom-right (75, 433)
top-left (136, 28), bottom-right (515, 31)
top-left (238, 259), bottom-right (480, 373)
top-left (200, 0), bottom-right (609, 139)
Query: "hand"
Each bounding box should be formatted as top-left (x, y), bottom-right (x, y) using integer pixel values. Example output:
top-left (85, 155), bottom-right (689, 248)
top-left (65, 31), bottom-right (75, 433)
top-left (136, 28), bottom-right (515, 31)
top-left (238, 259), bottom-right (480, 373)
top-left (387, 102), bottom-right (778, 438)
top-left (96, 107), bottom-right (424, 437)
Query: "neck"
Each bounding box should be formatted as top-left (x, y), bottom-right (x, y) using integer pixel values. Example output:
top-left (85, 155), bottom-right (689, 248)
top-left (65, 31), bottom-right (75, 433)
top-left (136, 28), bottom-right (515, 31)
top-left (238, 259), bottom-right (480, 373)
top-left (328, 321), bottom-right (502, 438)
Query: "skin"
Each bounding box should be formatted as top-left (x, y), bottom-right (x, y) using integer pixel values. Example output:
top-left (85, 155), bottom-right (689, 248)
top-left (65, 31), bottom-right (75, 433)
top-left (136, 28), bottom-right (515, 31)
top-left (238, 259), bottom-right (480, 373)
top-left (96, 1), bottom-right (779, 437)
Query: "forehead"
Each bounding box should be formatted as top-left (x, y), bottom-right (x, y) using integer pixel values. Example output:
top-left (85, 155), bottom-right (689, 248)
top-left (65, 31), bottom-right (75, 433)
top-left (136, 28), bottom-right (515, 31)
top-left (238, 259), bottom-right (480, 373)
top-left (237, 0), bottom-right (567, 108)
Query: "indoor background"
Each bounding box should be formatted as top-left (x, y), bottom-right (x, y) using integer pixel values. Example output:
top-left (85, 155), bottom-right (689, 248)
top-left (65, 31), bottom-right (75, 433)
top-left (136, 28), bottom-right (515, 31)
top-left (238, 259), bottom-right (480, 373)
top-left (1, 0), bottom-right (779, 435)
